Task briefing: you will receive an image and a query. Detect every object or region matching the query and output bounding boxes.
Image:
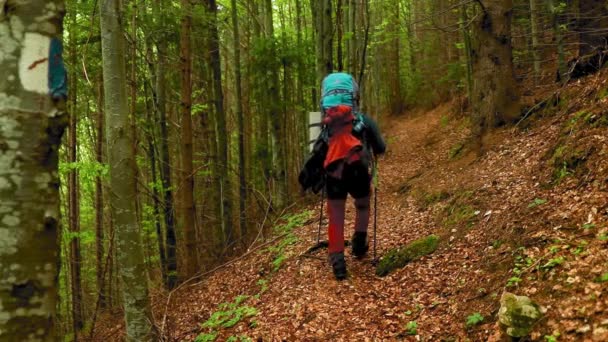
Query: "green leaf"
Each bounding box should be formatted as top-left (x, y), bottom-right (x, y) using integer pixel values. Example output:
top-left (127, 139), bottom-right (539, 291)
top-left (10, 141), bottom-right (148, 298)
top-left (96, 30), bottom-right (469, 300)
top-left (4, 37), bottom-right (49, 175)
top-left (405, 321), bottom-right (418, 335)
top-left (528, 198), bottom-right (548, 208)
top-left (541, 257), bottom-right (565, 270)
top-left (595, 273), bottom-right (608, 283)
top-left (466, 312), bottom-right (484, 327)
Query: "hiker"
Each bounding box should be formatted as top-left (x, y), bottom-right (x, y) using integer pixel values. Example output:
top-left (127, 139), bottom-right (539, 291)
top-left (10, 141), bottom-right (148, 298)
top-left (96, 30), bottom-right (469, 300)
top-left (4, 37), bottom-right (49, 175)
top-left (302, 72), bottom-right (386, 280)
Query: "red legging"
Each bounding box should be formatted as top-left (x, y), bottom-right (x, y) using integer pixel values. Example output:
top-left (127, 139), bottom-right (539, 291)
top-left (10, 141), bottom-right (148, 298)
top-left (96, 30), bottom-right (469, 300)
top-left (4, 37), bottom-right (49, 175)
top-left (326, 161), bottom-right (371, 254)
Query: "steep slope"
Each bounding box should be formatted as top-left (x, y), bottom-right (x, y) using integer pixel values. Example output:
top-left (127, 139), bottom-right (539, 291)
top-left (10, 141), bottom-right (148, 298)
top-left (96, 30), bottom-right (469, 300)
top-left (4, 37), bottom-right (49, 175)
top-left (97, 74), bottom-right (608, 341)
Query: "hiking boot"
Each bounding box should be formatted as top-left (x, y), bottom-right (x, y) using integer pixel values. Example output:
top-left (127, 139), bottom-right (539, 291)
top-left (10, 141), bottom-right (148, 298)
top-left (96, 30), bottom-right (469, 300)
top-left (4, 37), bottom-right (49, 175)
top-left (351, 232), bottom-right (369, 258)
top-left (329, 252), bottom-right (347, 280)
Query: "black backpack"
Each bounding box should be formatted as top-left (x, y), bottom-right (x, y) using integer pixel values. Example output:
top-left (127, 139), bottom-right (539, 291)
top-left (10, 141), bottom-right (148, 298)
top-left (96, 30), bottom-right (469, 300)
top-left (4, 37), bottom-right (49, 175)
top-left (298, 113), bottom-right (369, 194)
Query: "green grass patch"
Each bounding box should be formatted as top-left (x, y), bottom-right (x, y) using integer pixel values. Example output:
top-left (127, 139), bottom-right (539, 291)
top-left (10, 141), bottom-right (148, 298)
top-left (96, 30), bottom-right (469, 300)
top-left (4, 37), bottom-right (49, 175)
top-left (376, 235), bottom-right (439, 277)
top-left (444, 204), bottom-right (477, 226)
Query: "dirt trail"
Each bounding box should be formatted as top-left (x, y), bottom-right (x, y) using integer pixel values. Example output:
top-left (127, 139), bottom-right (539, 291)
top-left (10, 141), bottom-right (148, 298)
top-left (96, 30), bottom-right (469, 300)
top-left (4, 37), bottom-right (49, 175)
top-left (98, 89), bottom-right (608, 341)
top-left (162, 104), bottom-right (493, 341)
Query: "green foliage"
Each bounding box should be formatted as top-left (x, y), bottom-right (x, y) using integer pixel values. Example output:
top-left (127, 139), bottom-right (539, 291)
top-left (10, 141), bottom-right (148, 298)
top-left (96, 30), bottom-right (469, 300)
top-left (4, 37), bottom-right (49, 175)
top-left (440, 115), bottom-right (450, 128)
top-left (528, 198), bottom-right (547, 208)
top-left (582, 223), bottom-right (596, 230)
top-left (441, 190), bottom-right (478, 227)
top-left (444, 204), bottom-right (477, 227)
top-left (376, 235), bottom-right (439, 277)
top-left (264, 210), bottom-right (312, 272)
top-left (507, 247), bottom-right (529, 287)
top-left (418, 190), bottom-right (450, 208)
top-left (598, 233), bottom-right (608, 241)
top-left (226, 336), bottom-right (252, 342)
top-left (465, 312), bottom-right (484, 327)
top-left (198, 295), bottom-right (258, 340)
top-left (595, 273), bottom-right (608, 283)
top-left (448, 142), bottom-right (465, 160)
top-left (273, 211), bottom-right (312, 234)
top-left (541, 257), bottom-right (565, 271)
top-left (195, 332), bottom-right (218, 342)
top-left (571, 241), bottom-right (588, 256)
top-left (256, 279), bottom-right (268, 293)
top-left (405, 321), bottom-right (418, 335)
top-left (507, 277), bottom-right (522, 288)
top-left (544, 331), bottom-right (561, 342)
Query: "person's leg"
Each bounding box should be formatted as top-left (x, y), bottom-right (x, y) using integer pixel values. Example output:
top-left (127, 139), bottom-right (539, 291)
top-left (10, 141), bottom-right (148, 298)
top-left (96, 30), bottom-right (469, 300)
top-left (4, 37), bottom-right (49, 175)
top-left (327, 198), bottom-right (346, 254)
top-left (345, 161), bottom-right (371, 257)
top-left (326, 175), bottom-right (348, 279)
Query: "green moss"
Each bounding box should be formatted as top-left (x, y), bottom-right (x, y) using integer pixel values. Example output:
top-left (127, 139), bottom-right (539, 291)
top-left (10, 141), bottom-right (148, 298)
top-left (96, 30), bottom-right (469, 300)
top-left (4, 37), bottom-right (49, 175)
top-left (448, 142), bottom-right (465, 160)
top-left (550, 143), bottom-right (590, 183)
top-left (376, 235), bottom-right (439, 277)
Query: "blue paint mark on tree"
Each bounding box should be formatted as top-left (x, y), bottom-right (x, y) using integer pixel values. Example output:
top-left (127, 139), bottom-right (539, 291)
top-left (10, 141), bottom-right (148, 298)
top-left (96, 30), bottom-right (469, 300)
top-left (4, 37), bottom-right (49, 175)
top-left (48, 38), bottom-right (68, 100)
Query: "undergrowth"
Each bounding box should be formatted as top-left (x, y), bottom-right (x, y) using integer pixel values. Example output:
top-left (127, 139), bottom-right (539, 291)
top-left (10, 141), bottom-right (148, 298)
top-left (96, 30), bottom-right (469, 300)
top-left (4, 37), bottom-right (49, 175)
top-left (195, 210), bottom-right (312, 341)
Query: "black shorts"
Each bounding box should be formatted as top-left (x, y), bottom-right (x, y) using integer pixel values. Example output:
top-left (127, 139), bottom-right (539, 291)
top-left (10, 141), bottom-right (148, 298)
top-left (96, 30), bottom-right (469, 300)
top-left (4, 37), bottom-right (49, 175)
top-left (326, 161), bottom-right (371, 200)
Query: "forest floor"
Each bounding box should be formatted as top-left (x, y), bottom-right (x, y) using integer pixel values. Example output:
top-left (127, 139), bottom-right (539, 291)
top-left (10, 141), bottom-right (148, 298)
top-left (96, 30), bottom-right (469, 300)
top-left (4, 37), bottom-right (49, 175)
top-left (98, 72), bottom-right (608, 341)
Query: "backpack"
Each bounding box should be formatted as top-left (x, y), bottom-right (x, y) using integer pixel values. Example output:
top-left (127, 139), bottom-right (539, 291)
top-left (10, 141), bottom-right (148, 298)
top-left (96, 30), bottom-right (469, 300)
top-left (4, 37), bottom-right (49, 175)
top-left (321, 73), bottom-right (359, 111)
top-left (298, 74), bottom-right (367, 193)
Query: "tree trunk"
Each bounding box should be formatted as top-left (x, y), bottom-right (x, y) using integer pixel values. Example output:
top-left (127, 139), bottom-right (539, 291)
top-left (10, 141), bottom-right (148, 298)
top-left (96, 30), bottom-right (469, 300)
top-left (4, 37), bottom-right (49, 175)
top-left (348, 0), bottom-right (357, 73)
top-left (265, 0), bottom-right (288, 209)
top-left (336, 0), bottom-right (344, 71)
top-left (68, 9), bottom-right (84, 333)
top-left (529, 0), bottom-right (540, 80)
top-left (179, 0), bottom-right (199, 278)
top-left (471, 0), bottom-right (520, 150)
top-left (146, 98), bottom-right (166, 283)
top-left (313, 0), bottom-right (334, 89)
top-left (95, 78), bottom-right (106, 308)
top-left (207, 0), bottom-right (233, 248)
top-left (0, 2), bottom-right (66, 339)
top-left (231, 0), bottom-right (248, 240)
top-left (461, 3), bottom-right (474, 100)
top-left (389, 2), bottom-right (402, 114)
top-left (577, 0), bottom-right (608, 57)
top-left (99, 0), bottom-right (156, 339)
top-left (548, 0), bottom-right (566, 80)
top-left (153, 0), bottom-right (177, 289)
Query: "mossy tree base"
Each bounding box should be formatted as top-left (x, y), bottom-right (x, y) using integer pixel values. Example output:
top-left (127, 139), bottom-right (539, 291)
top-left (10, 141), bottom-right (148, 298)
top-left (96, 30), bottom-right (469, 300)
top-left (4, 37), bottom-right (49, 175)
top-left (375, 235), bottom-right (439, 277)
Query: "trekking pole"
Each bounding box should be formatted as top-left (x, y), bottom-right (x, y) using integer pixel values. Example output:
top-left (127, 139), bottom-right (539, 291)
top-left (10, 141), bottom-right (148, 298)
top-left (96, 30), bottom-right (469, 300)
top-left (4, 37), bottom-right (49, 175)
top-left (372, 157), bottom-right (379, 266)
top-left (317, 186), bottom-right (325, 244)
